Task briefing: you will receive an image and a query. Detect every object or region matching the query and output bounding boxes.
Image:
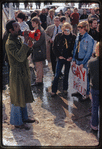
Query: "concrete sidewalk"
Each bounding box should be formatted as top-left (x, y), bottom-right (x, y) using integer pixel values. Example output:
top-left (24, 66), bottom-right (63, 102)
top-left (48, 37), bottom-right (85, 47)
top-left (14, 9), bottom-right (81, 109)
top-left (2, 61), bottom-right (99, 146)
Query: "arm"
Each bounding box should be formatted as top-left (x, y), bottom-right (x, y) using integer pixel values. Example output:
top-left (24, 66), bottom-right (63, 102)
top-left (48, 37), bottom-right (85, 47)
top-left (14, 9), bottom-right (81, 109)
top-left (52, 34), bottom-right (62, 58)
top-left (45, 27), bottom-right (52, 42)
top-left (5, 42), bottom-right (30, 62)
top-left (81, 39), bottom-right (94, 65)
top-left (33, 31), bottom-right (45, 48)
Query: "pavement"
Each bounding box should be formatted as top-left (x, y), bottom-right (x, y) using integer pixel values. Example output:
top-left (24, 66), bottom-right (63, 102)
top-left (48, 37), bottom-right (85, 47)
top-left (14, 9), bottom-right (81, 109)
top-left (2, 61), bottom-right (100, 146)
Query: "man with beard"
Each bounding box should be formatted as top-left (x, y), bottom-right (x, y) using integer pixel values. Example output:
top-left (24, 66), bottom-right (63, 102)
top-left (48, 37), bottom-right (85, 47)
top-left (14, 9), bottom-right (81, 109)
top-left (5, 20), bottom-right (35, 130)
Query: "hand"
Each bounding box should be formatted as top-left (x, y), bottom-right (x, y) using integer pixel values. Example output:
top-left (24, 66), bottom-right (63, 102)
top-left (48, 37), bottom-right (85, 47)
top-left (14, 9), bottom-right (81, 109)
top-left (79, 64), bottom-right (83, 70)
top-left (67, 57), bottom-right (72, 61)
top-left (24, 32), bottom-right (29, 44)
top-left (72, 61), bottom-right (76, 68)
top-left (28, 38), bottom-right (33, 48)
top-left (50, 39), bottom-right (53, 43)
top-left (59, 56), bottom-right (65, 60)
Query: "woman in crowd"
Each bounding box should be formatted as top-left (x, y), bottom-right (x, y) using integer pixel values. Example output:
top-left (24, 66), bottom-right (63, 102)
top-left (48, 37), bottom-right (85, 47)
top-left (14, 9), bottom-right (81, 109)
top-left (88, 42), bottom-right (99, 131)
top-left (51, 22), bottom-right (76, 96)
top-left (47, 9), bottom-right (55, 26)
top-left (72, 21), bottom-right (94, 100)
top-left (16, 11), bottom-right (30, 42)
top-left (65, 11), bottom-right (70, 24)
top-left (67, 9), bottom-right (71, 18)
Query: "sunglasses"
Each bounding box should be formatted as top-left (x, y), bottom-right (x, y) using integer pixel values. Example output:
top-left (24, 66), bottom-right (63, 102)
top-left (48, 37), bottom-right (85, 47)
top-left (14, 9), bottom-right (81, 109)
top-left (65, 13), bottom-right (68, 14)
top-left (78, 26), bottom-right (83, 29)
top-left (64, 29), bottom-right (70, 32)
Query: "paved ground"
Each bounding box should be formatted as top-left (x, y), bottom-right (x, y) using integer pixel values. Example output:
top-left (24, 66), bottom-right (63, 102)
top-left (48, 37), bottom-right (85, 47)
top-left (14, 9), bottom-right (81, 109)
top-left (2, 61), bottom-right (100, 147)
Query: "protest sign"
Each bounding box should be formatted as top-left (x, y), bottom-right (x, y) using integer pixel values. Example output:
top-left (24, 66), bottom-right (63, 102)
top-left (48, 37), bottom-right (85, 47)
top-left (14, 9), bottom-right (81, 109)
top-left (71, 62), bottom-right (87, 96)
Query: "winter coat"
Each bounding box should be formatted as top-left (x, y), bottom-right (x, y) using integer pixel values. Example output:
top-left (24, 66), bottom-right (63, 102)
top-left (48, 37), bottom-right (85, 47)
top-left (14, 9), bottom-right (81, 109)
top-left (32, 26), bottom-right (46, 62)
top-left (53, 32), bottom-right (76, 59)
top-left (5, 33), bottom-right (34, 107)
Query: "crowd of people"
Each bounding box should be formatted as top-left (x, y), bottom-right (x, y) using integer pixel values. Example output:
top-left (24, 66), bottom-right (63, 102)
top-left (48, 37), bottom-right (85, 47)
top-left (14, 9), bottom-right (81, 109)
top-left (2, 5), bottom-right (100, 132)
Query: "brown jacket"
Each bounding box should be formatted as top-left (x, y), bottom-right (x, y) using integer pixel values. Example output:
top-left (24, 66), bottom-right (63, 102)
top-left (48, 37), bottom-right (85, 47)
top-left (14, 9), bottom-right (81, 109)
top-left (45, 24), bottom-right (62, 61)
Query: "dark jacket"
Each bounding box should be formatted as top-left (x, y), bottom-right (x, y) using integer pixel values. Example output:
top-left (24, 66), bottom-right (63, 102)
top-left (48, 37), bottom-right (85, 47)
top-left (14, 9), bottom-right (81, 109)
top-left (32, 26), bottom-right (46, 62)
top-left (5, 34), bottom-right (34, 107)
top-left (88, 57), bottom-right (99, 90)
top-left (88, 28), bottom-right (100, 42)
top-left (80, 14), bottom-right (88, 20)
top-left (53, 32), bottom-right (76, 59)
top-left (26, 20), bottom-right (34, 30)
top-left (40, 13), bottom-right (47, 30)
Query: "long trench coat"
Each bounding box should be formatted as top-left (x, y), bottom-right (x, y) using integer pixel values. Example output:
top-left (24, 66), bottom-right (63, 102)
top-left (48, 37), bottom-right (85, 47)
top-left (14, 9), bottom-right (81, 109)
top-left (5, 34), bottom-right (34, 107)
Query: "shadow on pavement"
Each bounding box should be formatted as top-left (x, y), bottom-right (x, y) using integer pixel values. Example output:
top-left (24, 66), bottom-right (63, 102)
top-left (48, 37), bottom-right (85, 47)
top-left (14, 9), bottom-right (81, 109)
top-left (11, 103), bottom-right (41, 146)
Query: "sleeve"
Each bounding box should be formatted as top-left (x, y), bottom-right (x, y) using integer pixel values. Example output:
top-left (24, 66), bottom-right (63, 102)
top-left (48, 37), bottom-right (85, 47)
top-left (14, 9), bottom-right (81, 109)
top-left (5, 42), bottom-right (30, 62)
top-left (45, 27), bottom-right (52, 42)
top-left (81, 39), bottom-right (94, 65)
top-left (33, 31), bottom-right (45, 48)
top-left (72, 39), bottom-right (77, 61)
top-left (53, 34), bottom-right (61, 58)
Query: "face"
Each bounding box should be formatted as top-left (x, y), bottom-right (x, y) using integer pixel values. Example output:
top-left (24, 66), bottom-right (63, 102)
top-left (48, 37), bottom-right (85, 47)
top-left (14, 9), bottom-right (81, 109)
top-left (17, 17), bottom-right (23, 23)
top-left (74, 9), bottom-right (78, 13)
top-left (67, 10), bottom-right (71, 14)
top-left (32, 21), bottom-right (38, 28)
top-left (63, 28), bottom-right (70, 35)
top-left (11, 22), bottom-right (21, 36)
top-left (78, 26), bottom-right (85, 35)
top-left (92, 20), bottom-right (98, 29)
top-left (91, 9), bottom-right (95, 15)
top-left (83, 10), bottom-right (86, 14)
top-left (65, 13), bottom-right (68, 16)
top-left (54, 19), bottom-right (60, 26)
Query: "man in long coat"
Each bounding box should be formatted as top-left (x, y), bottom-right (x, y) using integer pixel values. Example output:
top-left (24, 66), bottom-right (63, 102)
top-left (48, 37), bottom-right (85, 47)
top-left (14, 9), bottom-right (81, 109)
top-left (5, 20), bottom-right (35, 130)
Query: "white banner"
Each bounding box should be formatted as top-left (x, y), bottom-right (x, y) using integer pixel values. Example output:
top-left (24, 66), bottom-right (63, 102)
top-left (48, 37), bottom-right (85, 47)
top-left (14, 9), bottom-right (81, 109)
top-left (71, 62), bottom-right (87, 96)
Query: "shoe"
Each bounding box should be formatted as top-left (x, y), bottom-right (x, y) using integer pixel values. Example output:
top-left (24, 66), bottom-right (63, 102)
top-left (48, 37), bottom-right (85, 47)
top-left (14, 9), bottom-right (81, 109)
top-left (33, 82), bottom-right (43, 86)
top-left (82, 95), bottom-right (90, 100)
top-left (23, 118), bottom-right (36, 123)
top-left (71, 92), bottom-right (81, 96)
top-left (15, 124), bottom-right (30, 130)
top-left (51, 92), bottom-right (56, 97)
top-left (90, 124), bottom-right (98, 131)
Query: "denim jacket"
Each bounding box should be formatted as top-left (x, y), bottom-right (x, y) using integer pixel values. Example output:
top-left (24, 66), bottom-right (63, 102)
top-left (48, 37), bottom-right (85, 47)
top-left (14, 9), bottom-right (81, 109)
top-left (73, 32), bottom-right (94, 65)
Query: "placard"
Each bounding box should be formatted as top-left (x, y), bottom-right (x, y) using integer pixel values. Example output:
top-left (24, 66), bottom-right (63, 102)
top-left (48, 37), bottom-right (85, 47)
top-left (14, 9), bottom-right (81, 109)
top-left (71, 62), bottom-right (87, 96)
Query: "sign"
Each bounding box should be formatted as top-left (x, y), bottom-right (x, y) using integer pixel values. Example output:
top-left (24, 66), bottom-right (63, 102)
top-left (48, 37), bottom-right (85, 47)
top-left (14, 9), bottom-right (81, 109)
top-left (71, 62), bottom-right (87, 96)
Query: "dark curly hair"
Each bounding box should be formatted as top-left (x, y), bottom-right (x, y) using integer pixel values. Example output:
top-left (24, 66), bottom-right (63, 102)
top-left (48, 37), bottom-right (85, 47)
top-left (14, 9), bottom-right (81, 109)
top-left (17, 12), bottom-right (26, 21)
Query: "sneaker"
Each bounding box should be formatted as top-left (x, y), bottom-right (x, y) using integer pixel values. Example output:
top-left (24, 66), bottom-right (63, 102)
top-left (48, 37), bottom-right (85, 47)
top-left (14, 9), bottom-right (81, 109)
top-left (82, 95), bottom-right (90, 100)
top-left (90, 124), bottom-right (98, 131)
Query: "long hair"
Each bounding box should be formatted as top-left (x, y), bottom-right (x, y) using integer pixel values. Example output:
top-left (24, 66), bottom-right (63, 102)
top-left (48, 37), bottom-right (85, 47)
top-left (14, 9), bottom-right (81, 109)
top-left (78, 21), bottom-right (90, 32)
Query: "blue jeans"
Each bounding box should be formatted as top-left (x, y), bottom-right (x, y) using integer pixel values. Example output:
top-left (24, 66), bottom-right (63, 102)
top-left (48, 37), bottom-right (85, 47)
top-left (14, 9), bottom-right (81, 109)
top-left (10, 104), bottom-right (28, 126)
top-left (52, 59), bottom-right (70, 93)
top-left (90, 88), bottom-right (99, 127)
